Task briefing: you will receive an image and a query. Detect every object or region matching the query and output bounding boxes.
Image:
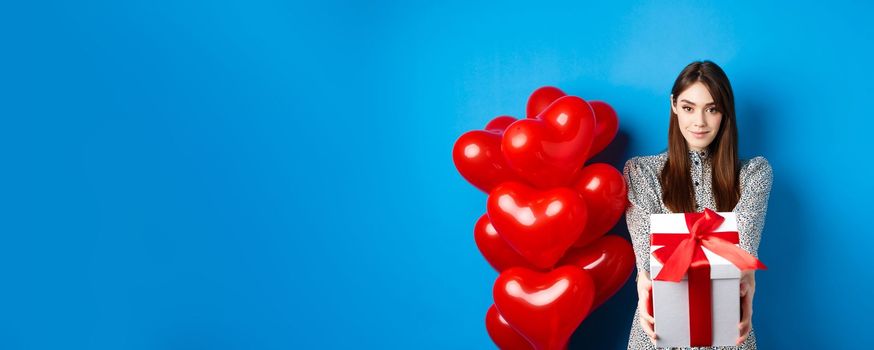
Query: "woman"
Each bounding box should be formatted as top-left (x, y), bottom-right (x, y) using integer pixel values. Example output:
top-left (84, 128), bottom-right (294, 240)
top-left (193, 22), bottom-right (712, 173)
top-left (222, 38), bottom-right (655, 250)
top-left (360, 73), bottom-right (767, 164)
top-left (623, 60), bottom-right (773, 350)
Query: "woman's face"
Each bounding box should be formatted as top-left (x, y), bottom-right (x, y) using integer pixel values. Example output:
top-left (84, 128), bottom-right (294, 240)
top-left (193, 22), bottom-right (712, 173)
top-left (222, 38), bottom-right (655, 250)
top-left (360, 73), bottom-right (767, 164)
top-left (671, 81), bottom-right (723, 151)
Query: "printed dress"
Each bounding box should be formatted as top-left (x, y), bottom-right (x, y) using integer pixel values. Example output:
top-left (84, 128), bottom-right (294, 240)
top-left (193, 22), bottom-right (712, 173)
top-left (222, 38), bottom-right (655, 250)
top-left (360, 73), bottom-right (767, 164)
top-left (623, 148), bottom-right (773, 350)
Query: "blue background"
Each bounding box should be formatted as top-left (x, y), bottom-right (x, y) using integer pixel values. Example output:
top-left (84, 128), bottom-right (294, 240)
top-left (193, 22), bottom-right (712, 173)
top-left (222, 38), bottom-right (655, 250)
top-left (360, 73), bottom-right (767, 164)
top-left (2, 1), bottom-right (871, 349)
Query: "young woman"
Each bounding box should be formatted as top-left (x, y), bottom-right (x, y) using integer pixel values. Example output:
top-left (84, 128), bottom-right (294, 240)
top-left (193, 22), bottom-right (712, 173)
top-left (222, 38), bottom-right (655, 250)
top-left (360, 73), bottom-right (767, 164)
top-left (623, 60), bottom-right (773, 350)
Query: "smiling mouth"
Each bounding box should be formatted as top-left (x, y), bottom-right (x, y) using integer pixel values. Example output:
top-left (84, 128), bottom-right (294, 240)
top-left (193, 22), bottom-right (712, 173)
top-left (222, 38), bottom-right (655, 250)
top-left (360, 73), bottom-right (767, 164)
top-left (690, 130), bottom-right (710, 139)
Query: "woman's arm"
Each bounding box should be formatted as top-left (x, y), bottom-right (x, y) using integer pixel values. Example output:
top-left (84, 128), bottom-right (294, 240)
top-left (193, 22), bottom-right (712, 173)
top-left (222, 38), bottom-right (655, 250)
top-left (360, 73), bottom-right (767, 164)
top-left (732, 156), bottom-right (774, 258)
top-left (624, 158), bottom-right (658, 344)
top-left (732, 156), bottom-right (772, 345)
top-left (623, 157), bottom-right (658, 275)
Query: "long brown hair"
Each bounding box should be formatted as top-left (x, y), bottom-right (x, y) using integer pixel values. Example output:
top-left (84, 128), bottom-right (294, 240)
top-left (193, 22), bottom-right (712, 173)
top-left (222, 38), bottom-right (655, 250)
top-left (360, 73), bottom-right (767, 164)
top-left (660, 60), bottom-right (740, 213)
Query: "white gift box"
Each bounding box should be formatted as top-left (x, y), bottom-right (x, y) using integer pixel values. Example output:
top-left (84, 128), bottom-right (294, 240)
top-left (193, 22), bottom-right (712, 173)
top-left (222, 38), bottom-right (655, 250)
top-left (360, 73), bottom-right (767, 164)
top-left (649, 212), bottom-right (740, 348)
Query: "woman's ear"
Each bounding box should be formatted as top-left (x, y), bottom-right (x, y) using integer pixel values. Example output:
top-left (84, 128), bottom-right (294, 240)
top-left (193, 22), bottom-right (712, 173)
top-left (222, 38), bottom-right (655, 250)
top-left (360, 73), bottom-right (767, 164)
top-left (670, 94), bottom-right (677, 115)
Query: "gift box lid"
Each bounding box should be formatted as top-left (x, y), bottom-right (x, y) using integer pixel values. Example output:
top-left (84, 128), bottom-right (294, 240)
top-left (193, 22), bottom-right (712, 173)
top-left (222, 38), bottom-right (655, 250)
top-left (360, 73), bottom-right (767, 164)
top-left (649, 212), bottom-right (742, 280)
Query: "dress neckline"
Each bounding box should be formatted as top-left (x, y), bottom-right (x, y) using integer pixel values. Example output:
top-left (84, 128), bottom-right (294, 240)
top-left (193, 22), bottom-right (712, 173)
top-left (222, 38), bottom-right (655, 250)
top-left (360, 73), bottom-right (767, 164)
top-left (688, 148), bottom-right (710, 161)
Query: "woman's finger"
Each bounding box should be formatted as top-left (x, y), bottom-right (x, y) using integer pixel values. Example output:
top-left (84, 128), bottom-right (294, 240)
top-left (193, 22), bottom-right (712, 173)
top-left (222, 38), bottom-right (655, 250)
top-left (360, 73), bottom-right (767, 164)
top-left (641, 320), bottom-right (654, 338)
top-left (638, 301), bottom-right (655, 322)
top-left (641, 313), bottom-right (655, 326)
top-left (741, 290), bottom-right (753, 323)
top-left (641, 309), bottom-right (655, 324)
top-left (737, 320), bottom-right (751, 345)
top-left (640, 316), bottom-right (656, 341)
top-left (638, 304), bottom-right (657, 341)
top-left (639, 313), bottom-right (653, 333)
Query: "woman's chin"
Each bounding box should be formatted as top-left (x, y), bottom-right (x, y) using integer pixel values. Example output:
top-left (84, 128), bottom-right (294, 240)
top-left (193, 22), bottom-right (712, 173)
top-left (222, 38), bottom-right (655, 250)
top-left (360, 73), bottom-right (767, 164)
top-left (686, 141), bottom-right (713, 150)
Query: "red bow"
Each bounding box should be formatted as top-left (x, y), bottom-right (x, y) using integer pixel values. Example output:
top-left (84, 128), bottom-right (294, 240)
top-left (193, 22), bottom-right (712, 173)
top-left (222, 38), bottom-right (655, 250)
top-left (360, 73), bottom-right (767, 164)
top-left (651, 208), bottom-right (766, 346)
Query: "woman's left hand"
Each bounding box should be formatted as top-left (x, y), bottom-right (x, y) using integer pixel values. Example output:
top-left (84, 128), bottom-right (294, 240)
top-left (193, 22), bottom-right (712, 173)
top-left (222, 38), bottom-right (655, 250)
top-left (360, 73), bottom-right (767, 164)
top-left (737, 270), bottom-right (756, 345)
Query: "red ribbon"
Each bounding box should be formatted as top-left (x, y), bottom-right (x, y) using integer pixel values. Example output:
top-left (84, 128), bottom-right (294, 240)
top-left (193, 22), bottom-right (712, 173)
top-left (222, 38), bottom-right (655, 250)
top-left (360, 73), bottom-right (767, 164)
top-left (651, 208), bottom-right (766, 347)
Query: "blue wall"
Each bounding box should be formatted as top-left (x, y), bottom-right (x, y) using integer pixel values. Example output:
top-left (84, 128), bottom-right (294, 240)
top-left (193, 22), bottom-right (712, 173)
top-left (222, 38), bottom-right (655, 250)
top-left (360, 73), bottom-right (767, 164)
top-left (1, 1), bottom-right (870, 349)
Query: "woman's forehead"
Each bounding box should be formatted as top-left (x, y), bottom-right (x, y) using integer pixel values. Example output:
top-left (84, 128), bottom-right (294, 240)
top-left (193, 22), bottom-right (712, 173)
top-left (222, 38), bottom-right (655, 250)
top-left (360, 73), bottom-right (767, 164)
top-left (677, 82), bottom-right (716, 105)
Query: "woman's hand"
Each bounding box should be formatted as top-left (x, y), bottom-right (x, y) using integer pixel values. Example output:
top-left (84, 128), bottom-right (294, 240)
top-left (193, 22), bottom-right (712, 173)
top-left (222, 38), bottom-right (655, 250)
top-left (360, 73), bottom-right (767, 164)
top-left (737, 270), bottom-right (756, 345)
top-left (636, 270), bottom-right (657, 345)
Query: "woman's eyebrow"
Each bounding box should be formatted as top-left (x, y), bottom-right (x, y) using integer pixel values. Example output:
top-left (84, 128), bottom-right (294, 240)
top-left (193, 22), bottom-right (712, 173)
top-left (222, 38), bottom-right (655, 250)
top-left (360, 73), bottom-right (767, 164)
top-left (680, 99), bottom-right (716, 106)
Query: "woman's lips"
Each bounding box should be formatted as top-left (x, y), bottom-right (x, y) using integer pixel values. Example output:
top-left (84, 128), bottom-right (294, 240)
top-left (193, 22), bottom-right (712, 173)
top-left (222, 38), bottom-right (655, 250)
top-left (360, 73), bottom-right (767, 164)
top-left (691, 131), bottom-right (709, 139)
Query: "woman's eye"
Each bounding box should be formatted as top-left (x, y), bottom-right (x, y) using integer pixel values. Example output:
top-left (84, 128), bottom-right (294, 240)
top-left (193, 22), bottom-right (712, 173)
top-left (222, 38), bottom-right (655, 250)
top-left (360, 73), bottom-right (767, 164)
top-left (682, 106), bottom-right (692, 112)
top-left (707, 108), bottom-right (719, 114)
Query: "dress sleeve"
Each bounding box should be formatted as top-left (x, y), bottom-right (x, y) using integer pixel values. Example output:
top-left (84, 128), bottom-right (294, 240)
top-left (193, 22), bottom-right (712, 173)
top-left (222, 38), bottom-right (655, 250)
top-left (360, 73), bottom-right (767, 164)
top-left (623, 157), bottom-right (657, 275)
top-left (732, 156), bottom-right (774, 258)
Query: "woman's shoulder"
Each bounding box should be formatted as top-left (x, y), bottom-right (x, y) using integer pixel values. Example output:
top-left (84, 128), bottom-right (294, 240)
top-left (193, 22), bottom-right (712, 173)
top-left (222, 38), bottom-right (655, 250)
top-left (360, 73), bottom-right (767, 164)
top-left (740, 155), bottom-right (773, 185)
top-left (623, 151), bottom-right (668, 184)
top-left (624, 151), bottom-right (668, 172)
top-left (623, 151), bottom-right (668, 208)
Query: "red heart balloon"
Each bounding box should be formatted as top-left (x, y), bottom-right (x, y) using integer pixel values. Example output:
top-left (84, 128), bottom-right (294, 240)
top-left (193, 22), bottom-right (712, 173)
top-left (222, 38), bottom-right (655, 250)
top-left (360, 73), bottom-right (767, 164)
top-left (526, 86), bottom-right (567, 118)
top-left (486, 115), bottom-right (519, 131)
top-left (486, 304), bottom-right (534, 350)
top-left (453, 116), bottom-right (526, 193)
top-left (559, 235), bottom-right (635, 309)
top-left (494, 266), bottom-right (595, 350)
top-left (502, 96), bottom-right (596, 189)
top-left (487, 181), bottom-right (587, 269)
top-left (571, 163), bottom-right (628, 247)
top-left (586, 101), bottom-right (619, 159)
top-left (474, 214), bottom-right (537, 272)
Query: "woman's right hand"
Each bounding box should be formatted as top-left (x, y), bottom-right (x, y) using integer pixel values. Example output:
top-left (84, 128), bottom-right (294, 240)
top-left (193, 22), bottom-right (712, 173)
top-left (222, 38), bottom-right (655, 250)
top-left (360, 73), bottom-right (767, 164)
top-left (637, 270), bottom-right (657, 344)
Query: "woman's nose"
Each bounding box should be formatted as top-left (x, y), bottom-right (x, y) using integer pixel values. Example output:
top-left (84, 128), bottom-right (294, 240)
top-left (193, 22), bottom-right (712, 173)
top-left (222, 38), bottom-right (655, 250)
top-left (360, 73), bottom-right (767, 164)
top-left (693, 111), bottom-right (707, 125)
